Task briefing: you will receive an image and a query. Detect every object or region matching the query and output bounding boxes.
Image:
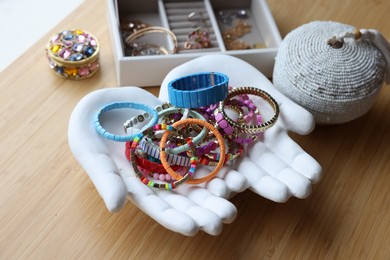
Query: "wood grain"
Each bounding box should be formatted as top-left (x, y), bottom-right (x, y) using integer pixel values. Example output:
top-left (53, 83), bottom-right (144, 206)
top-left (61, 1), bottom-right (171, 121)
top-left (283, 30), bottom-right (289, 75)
top-left (0, 0), bottom-right (389, 258)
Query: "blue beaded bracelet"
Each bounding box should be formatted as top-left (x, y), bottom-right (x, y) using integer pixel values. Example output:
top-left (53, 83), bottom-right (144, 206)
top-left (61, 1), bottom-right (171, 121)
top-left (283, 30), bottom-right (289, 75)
top-left (168, 72), bottom-right (229, 108)
top-left (94, 102), bottom-right (158, 142)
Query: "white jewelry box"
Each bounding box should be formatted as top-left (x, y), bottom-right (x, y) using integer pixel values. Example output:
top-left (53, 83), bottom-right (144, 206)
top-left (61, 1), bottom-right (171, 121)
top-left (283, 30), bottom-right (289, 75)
top-left (107, 0), bottom-right (282, 86)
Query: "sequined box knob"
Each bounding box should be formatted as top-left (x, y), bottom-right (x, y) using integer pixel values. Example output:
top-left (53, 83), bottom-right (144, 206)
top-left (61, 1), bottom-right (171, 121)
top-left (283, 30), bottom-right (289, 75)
top-left (45, 29), bottom-right (100, 80)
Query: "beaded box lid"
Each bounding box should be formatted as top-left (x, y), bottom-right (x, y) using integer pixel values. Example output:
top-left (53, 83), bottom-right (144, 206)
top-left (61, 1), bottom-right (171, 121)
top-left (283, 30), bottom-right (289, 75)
top-left (45, 29), bottom-right (100, 80)
top-left (273, 21), bottom-right (387, 124)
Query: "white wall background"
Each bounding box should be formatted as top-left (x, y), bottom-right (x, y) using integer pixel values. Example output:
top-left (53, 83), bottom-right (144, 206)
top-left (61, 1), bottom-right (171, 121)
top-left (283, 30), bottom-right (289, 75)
top-left (0, 0), bottom-right (84, 72)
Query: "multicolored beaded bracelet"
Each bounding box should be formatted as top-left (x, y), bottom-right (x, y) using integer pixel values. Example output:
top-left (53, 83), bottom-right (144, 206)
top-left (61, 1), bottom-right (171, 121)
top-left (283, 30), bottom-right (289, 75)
top-left (125, 141), bottom-right (187, 182)
top-left (139, 137), bottom-right (191, 166)
top-left (125, 141), bottom-right (184, 173)
top-left (199, 141), bottom-right (244, 166)
top-left (130, 124), bottom-right (197, 190)
top-left (160, 118), bottom-right (226, 185)
top-left (94, 102), bottom-right (158, 142)
top-left (126, 105), bottom-right (209, 155)
top-left (158, 107), bottom-right (209, 154)
top-left (218, 87), bottom-right (280, 134)
top-left (197, 92), bottom-right (262, 144)
top-left (215, 105), bottom-right (262, 144)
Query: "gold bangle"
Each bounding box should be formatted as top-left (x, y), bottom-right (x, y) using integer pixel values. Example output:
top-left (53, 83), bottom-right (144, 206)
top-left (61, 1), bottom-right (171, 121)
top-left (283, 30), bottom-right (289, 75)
top-left (125, 26), bottom-right (178, 54)
top-left (218, 87), bottom-right (280, 134)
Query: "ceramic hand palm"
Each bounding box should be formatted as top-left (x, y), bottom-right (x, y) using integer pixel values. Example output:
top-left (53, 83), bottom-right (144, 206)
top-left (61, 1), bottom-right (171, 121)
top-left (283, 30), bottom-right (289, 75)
top-left (68, 55), bottom-right (322, 236)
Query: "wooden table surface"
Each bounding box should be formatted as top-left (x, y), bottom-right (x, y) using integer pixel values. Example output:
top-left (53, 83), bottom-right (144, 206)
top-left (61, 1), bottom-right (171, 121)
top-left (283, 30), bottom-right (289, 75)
top-left (1, 0), bottom-right (389, 258)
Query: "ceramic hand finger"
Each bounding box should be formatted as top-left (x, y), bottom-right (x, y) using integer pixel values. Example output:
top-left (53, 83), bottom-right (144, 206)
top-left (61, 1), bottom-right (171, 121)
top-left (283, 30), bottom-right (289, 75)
top-left (184, 164), bottom-right (246, 198)
top-left (262, 126), bottom-right (322, 183)
top-left (236, 157), bottom-right (291, 202)
top-left (69, 95), bottom-right (129, 211)
top-left (69, 87), bottom-right (163, 211)
top-left (173, 184), bottom-right (237, 227)
top-left (205, 165), bottom-right (247, 198)
top-left (121, 166), bottom-right (238, 236)
top-left (245, 129), bottom-right (321, 199)
top-left (120, 174), bottom-right (204, 236)
top-left (152, 187), bottom-right (235, 236)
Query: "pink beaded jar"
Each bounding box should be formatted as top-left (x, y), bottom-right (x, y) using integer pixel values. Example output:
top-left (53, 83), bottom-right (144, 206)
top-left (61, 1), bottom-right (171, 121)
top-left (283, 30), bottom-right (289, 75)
top-left (45, 29), bottom-right (100, 80)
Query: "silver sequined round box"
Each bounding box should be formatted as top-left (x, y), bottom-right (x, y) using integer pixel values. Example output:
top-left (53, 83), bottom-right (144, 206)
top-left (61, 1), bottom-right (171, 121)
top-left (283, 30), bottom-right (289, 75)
top-left (273, 21), bottom-right (386, 124)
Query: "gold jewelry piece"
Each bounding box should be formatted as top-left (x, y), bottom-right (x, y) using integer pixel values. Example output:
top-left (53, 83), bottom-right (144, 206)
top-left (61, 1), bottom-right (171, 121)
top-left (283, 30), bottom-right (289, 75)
top-left (225, 39), bottom-right (250, 50)
top-left (125, 26), bottom-right (178, 55)
top-left (120, 18), bottom-right (149, 34)
top-left (222, 20), bottom-right (252, 50)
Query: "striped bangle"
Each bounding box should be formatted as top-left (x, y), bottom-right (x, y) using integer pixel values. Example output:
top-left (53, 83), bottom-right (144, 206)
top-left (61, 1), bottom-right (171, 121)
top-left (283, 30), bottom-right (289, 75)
top-left (125, 141), bottom-right (184, 174)
top-left (139, 138), bottom-right (191, 166)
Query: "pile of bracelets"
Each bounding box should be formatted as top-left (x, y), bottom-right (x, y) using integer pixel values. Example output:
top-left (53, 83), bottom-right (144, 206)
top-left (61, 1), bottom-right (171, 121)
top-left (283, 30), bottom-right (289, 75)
top-left (95, 72), bottom-right (280, 190)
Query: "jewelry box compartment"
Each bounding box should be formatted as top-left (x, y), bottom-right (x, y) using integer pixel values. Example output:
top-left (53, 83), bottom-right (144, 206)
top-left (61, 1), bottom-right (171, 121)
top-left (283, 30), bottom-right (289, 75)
top-left (107, 0), bottom-right (282, 86)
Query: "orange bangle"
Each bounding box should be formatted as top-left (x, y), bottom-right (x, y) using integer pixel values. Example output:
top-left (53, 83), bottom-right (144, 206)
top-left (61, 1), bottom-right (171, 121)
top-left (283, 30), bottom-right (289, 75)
top-left (159, 118), bottom-right (226, 184)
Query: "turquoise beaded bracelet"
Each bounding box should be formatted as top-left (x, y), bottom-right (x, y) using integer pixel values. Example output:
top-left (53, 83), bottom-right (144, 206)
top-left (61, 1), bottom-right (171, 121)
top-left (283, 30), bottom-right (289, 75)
top-left (94, 102), bottom-right (158, 142)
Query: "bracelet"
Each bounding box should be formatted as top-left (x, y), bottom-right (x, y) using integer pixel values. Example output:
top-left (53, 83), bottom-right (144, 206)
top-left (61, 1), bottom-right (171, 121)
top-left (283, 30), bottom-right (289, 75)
top-left (126, 105), bottom-right (209, 155)
top-left (123, 103), bottom-right (172, 133)
top-left (197, 94), bottom-right (262, 144)
top-left (199, 140), bottom-right (244, 166)
top-left (158, 107), bottom-right (209, 154)
top-left (160, 118), bottom-right (226, 184)
top-left (218, 87), bottom-right (279, 134)
top-left (125, 141), bottom-right (183, 174)
top-left (139, 138), bottom-right (191, 166)
top-left (125, 26), bottom-right (178, 55)
top-left (126, 141), bottom-right (187, 182)
top-left (130, 124), bottom-right (197, 190)
top-left (215, 105), bottom-right (262, 144)
top-left (213, 104), bottom-right (242, 135)
top-left (94, 102), bottom-right (158, 142)
top-left (168, 72), bottom-right (229, 108)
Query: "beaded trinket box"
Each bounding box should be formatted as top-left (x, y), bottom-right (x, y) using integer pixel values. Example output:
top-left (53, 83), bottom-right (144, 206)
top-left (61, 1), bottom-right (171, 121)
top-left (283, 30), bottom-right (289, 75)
top-left (273, 21), bottom-right (389, 124)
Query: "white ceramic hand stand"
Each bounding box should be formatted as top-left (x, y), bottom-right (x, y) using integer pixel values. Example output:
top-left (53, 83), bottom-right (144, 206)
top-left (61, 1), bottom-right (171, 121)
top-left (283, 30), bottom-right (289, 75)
top-left (68, 54), bottom-right (322, 236)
